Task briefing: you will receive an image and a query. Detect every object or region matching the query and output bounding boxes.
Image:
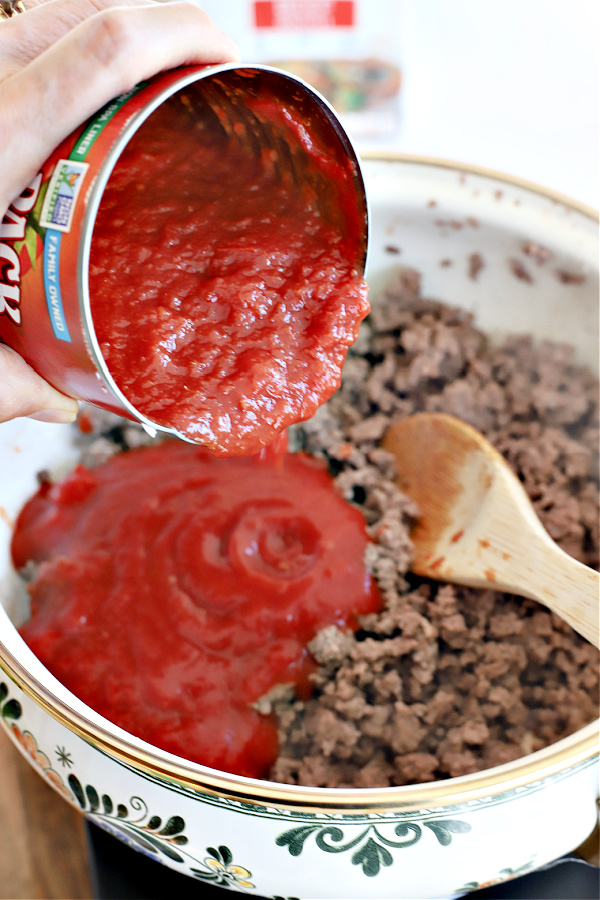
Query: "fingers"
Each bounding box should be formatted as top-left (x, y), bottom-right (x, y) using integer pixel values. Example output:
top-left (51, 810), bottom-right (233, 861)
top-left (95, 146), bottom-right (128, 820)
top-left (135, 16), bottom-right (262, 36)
top-left (0, 0), bottom-right (239, 425)
top-left (0, 344), bottom-right (79, 423)
top-left (0, 1), bottom-right (240, 210)
top-left (0, 0), bottom-right (147, 72)
top-left (0, 0), bottom-right (239, 73)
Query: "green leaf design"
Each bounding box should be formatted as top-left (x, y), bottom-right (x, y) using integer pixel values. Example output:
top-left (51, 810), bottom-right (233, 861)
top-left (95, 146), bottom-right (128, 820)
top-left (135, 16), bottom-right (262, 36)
top-left (351, 837), bottom-right (393, 877)
top-left (191, 867), bottom-right (221, 883)
top-left (13, 181), bottom-right (49, 271)
top-left (392, 822), bottom-right (421, 844)
top-left (206, 845), bottom-right (234, 866)
top-left (103, 819), bottom-right (185, 863)
top-left (137, 831), bottom-right (185, 863)
top-left (424, 819), bottom-right (471, 846)
top-left (86, 784), bottom-right (100, 811)
top-left (68, 774), bottom-right (85, 808)
top-left (218, 845), bottom-right (233, 865)
top-left (315, 826), bottom-right (351, 852)
top-left (276, 817), bottom-right (471, 876)
top-left (24, 227), bottom-right (39, 271)
top-left (1, 698), bottom-right (22, 721)
top-left (159, 815), bottom-right (186, 836)
top-left (276, 825), bottom-right (320, 857)
top-left (0, 683), bottom-right (23, 723)
top-left (30, 179), bottom-right (49, 231)
top-left (66, 774), bottom-right (189, 864)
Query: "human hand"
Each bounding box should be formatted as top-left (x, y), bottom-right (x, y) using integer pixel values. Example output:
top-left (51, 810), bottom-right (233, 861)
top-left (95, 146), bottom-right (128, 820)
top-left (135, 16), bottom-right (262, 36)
top-left (0, 0), bottom-right (239, 424)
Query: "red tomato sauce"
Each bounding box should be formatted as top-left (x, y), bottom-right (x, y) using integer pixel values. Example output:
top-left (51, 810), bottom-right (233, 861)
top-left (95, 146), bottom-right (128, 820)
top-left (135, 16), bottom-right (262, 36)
top-left (88, 87), bottom-right (369, 457)
top-left (14, 437), bottom-right (380, 778)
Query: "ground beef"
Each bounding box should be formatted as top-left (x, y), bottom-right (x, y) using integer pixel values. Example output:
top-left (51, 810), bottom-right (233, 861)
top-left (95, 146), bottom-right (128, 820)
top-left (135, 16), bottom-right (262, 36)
top-left (71, 267), bottom-right (599, 789)
top-left (271, 267), bottom-right (599, 788)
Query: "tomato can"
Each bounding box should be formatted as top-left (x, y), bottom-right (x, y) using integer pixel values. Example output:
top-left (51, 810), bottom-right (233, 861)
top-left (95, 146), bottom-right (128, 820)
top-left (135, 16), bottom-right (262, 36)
top-left (0, 64), bottom-right (368, 437)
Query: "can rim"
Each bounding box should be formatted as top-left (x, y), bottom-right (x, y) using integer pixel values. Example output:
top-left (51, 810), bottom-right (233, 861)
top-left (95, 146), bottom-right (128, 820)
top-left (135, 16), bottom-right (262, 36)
top-left (77, 63), bottom-right (369, 442)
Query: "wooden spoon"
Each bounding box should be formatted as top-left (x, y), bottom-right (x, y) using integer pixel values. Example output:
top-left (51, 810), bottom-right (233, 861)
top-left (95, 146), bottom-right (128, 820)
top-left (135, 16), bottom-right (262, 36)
top-left (382, 412), bottom-right (599, 648)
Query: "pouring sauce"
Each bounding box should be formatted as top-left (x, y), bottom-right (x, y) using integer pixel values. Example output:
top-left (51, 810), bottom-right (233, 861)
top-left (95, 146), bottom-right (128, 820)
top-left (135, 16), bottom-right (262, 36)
top-left (88, 87), bottom-right (369, 456)
top-left (14, 435), bottom-right (380, 777)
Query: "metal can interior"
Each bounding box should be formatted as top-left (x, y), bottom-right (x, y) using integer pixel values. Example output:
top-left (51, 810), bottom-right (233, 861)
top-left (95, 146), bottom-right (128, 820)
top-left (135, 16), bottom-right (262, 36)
top-left (79, 64), bottom-right (369, 440)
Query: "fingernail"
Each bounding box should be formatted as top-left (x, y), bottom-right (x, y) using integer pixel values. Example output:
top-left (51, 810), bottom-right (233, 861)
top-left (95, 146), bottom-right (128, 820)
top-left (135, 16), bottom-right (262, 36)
top-left (28, 408), bottom-right (78, 424)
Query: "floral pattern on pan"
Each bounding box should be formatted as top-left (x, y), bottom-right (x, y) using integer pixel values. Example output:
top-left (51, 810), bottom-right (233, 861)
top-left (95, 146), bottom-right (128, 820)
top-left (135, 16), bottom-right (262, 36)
top-left (3, 677), bottom-right (594, 898)
top-left (0, 678), bottom-right (483, 892)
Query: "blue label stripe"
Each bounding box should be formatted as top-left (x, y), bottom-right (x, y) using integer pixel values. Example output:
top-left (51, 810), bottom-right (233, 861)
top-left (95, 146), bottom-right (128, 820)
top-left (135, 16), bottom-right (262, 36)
top-left (43, 230), bottom-right (71, 342)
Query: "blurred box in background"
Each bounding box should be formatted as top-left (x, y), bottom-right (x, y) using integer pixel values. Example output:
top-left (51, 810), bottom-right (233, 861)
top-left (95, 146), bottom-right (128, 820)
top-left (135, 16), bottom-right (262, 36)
top-left (198, 0), bottom-right (404, 145)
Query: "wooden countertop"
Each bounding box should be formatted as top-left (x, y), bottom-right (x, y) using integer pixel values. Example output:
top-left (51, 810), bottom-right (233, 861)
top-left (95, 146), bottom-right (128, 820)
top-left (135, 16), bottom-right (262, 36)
top-left (0, 727), bottom-right (93, 900)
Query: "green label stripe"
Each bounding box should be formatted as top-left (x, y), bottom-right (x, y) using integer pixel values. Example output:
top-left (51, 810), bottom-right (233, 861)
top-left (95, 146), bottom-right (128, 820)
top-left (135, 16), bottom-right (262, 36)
top-left (38, 81), bottom-right (147, 344)
top-left (69, 82), bottom-right (148, 162)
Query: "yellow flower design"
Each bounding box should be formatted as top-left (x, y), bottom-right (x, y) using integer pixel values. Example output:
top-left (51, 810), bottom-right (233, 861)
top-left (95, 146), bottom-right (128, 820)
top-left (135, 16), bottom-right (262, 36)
top-left (204, 856), bottom-right (254, 888)
top-left (192, 845), bottom-right (255, 889)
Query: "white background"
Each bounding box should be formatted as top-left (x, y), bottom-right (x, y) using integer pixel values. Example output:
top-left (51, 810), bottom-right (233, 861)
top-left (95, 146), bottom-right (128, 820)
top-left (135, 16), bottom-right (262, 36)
top-left (201, 0), bottom-right (599, 209)
top-left (393, 0), bottom-right (599, 209)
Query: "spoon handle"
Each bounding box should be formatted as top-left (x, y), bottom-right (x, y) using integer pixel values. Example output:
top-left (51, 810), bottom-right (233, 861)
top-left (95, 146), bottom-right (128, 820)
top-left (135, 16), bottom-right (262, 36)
top-left (480, 454), bottom-right (600, 648)
top-left (512, 533), bottom-right (599, 648)
top-left (414, 444), bottom-right (600, 648)
top-left (438, 523), bottom-right (599, 648)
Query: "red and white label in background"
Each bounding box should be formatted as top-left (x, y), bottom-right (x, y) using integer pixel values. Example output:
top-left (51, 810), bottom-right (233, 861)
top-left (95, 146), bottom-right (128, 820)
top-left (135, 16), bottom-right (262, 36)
top-left (254, 1), bottom-right (354, 28)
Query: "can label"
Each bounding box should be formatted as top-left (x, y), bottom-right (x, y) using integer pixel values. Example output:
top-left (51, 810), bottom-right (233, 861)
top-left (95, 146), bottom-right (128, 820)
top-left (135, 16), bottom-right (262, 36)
top-left (42, 230), bottom-right (71, 341)
top-left (38, 160), bottom-right (89, 342)
top-left (69, 84), bottom-right (144, 161)
top-left (0, 68), bottom-right (215, 412)
top-left (33, 86), bottom-right (147, 344)
top-left (0, 173), bottom-right (43, 327)
top-left (40, 160), bottom-right (89, 234)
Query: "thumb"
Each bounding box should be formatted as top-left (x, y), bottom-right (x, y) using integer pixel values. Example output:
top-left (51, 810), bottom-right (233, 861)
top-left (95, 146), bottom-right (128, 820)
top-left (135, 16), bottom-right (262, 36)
top-left (0, 343), bottom-right (79, 423)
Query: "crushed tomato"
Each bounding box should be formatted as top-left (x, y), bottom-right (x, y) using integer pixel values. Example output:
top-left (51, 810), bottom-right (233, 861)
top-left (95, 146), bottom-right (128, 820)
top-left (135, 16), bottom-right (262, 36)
top-left (14, 436), bottom-right (381, 778)
top-left (89, 85), bottom-right (369, 456)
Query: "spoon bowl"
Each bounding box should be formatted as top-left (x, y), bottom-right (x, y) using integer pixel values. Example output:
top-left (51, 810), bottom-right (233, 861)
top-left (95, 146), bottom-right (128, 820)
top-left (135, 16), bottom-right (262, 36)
top-left (382, 412), bottom-right (599, 647)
